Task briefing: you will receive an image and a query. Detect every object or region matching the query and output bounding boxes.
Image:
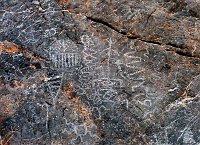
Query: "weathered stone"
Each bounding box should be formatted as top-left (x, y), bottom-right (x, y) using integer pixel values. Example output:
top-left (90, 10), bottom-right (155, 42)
top-left (0, 0), bottom-right (199, 145)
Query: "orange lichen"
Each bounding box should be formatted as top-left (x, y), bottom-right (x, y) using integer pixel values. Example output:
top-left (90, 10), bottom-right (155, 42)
top-left (0, 41), bottom-right (19, 53)
top-left (74, 101), bottom-right (94, 126)
top-left (62, 82), bottom-right (94, 126)
top-left (29, 64), bottom-right (36, 70)
top-left (10, 80), bottom-right (24, 89)
top-left (56, 0), bottom-right (69, 4)
top-left (63, 81), bottom-right (75, 99)
top-left (39, 75), bottom-right (46, 81)
top-left (0, 95), bottom-right (20, 116)
top-left (0, 41), bottom-right (47, 64)
top-left (0, 131), bottom-right (14, 145)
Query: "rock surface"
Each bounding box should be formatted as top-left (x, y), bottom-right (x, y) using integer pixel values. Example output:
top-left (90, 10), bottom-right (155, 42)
top-left (0, 0), bottom-right (199, 145)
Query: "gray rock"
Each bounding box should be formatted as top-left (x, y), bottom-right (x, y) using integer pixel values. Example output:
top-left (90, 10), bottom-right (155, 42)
top-left (0, 0), bottom-right (199, 144)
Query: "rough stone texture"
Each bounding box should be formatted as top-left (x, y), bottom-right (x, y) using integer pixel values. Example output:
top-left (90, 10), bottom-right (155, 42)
top-left (0, 0), bottom-right (199, 145)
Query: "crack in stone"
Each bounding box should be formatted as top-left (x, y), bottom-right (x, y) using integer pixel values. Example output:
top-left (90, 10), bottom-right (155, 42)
top-left (86, 16), bottom-right (127, 35)
top-left (86, 16), bottom-right (199, 59)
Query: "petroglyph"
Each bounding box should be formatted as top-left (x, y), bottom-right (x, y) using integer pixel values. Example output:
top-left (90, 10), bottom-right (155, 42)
top-left (1, 0), bottom-right (199, 144)
top-left (50, 53), bottom-right (81, 69)
top-left (92, 78), bottom-right (123, 90)
top-left (44, 73), bottom-right (64, 109)
top-left (49, 39), bottom-right (81, 70)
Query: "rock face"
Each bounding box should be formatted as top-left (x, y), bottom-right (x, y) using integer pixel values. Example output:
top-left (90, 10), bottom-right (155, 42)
top-left (0, 0), bottom-right (199, 145)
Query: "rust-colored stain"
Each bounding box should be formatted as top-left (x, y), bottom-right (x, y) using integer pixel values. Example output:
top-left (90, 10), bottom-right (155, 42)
top-left (56, 0), bottom-right (69, 4)
top-left (0, 41), bottom-right (19, 53)
top-left (63, 81), bottom-right (76, 99)
top-left (0, 131), bottom-right (14, 145)
top-left (0, 41), bottom-right (46, 64)
top-left (63, 82), bottom-right (94, 126)
top-left (0, 41), bottom-right (47, 117)
top-left (29, 64), bottom-right (36, 70)
top-left (0, 95), bottom-right (20, 116)
top-left (10, 80), bottom-right (24, 89)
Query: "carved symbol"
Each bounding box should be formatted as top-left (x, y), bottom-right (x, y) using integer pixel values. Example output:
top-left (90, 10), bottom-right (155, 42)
top-left (92, 78), bottom-right (123, 90)
top-left (49, 39), bottom-right (81, 70)
top-left (50, 53), bottom-right (81, 69)
top-left (124, 50), bottom-right (142, 68)
top-left (80, 66), bottom-right (95, 74)
top-left (45, 75), bottom-right (63, 96)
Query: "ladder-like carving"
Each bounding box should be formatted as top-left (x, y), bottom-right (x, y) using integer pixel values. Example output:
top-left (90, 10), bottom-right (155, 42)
top-left (50, 53), bottom-right (80, 69)
top-left (49, 39), bottom-right (81, 70)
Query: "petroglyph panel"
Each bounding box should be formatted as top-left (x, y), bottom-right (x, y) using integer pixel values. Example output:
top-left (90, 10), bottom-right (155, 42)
top-left (1, 0), bottom-right (200, 144)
